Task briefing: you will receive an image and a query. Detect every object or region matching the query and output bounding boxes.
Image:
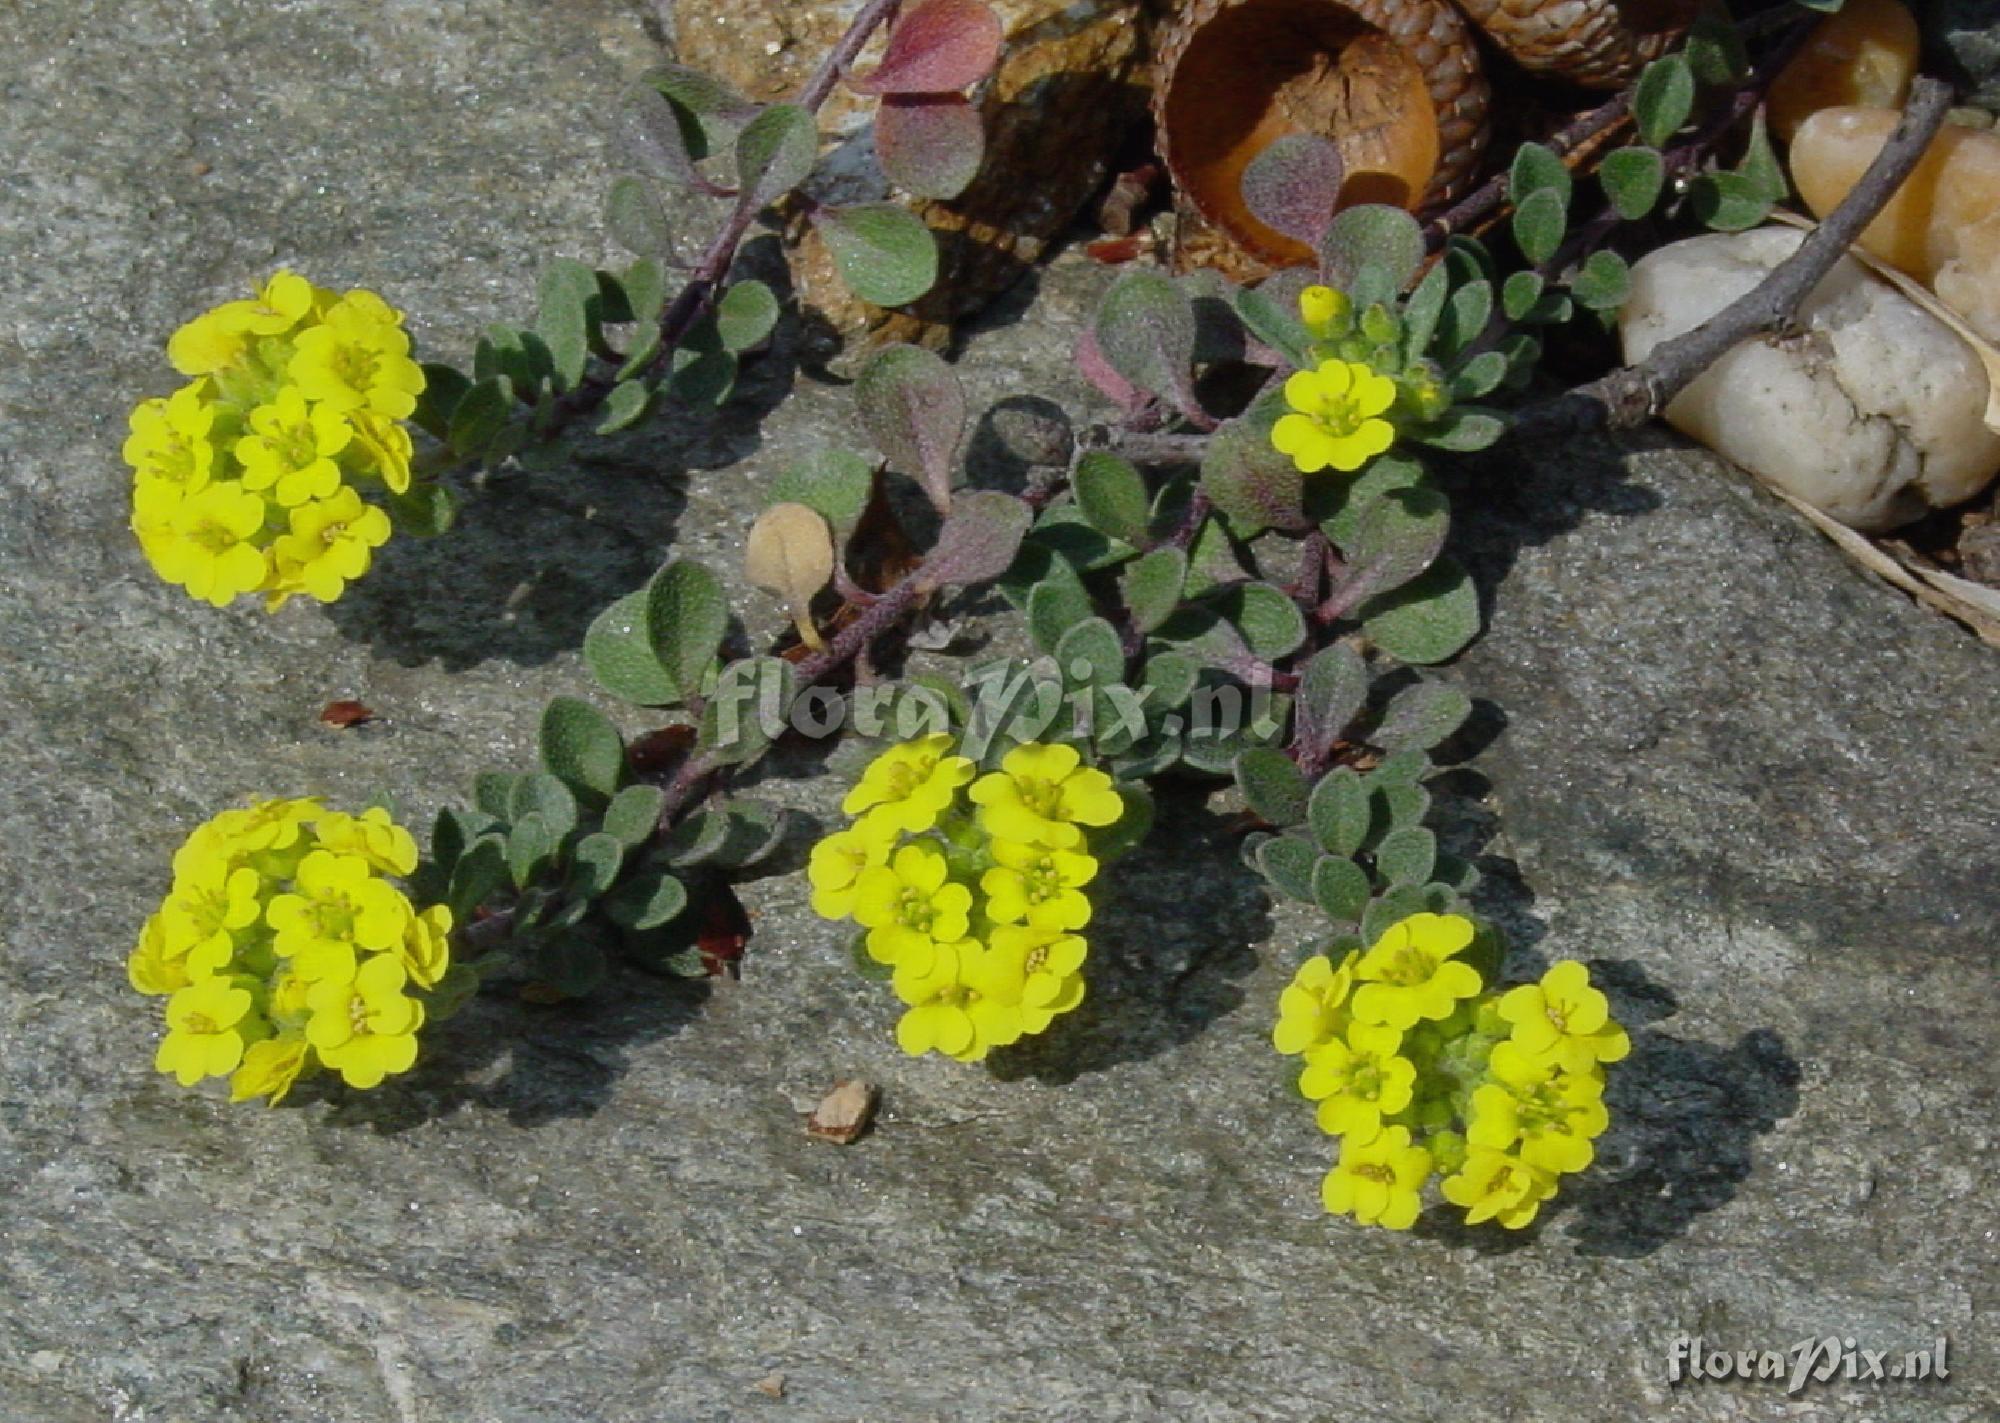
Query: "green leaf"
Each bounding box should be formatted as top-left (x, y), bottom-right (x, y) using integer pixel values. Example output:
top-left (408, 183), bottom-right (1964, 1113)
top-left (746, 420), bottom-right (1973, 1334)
top-left (1312, 854), bottom-right (1371, 922)
top-left (645, 64), bottom-right (757, 159)
top-left (665, 333), bottom-right (737, 409)
top-left (1308, 768), bottom-right (1370, 856)
top-left (1437, 277), bottom-right (1494, 361)
top-left (507, 812), bottom-right (560, 889)
top-left (533, 932), bottom-right (609, 998)
top-left (1400, 259), bottom-right (1451, 363)
top-left (1201, 400), bottom-right (1308, 535)
top-left (715, 279), bottom-right (780, 352)
top-left (473, 773), bottom-right (519, 821)
top-left (384, 481), bottom-right (458, 539)
top-left (535, 258), bottom-right (599, 393)
top-left (1119, 547), bottom-right (1186, 635)
top-left (1295, 643), bottom-right (1367, 764)
top-left (1375, 825), bottom-right (1436, 888)
top-left (606, 175), bottom-right (672, 257)
top-left (1447, 350), bottom-right (1508, 401)
top-left (1410, 407), bottom-right (1506, 453)
top-left (1334, 486), bottom-right (1450, 598)
top-left (923, 491), bottom-right (1032, 588)
top-left (1569, 249), bottom-right (1631, 312)
top-left (1359, 556), bottom-right (1481, 665)
top-left (1215, 581), bottom-right (1306, 659)
top-left (1141, 649), bottom-right (1199, 711)
top-left (735, 103), bottom-right (817, 207)
top-left (1232, 284), bottom-right (1313, 369)
top-left (1690, 170), bottom-right (1774, 233)
top-left (1256, 833), bottom-right (1319, 902)
top-left (698, 658), bottom-right (792, 766)
top-left (1088, 780), bottom-right (1155, 861)
top-left (818, 203), bottom-right (939, 307)
top-left (1361, 885), bottom-right (1433, 943)
top-left (413, 363), bottom-right (470, 442)
top-left (1372, 781), bottom-right (1432, 843)
top-left (1056, 617), bottom-right (1125, 689)
top-left (1028, 571), bottom-right (1095, 655)
top-left (1738, 108), bottom-right (1788, 205)
top-left (1633, 54), bottom-right (1695, 148)
top-left (1503, 269), bottom-right (1546, 322)
top-left (448, 376), bottom-right (512, 459)
top-left (1600, 145), bottom-right (1666, 221)
top-left (856, 343), bottom-right (964, 510)
top-left (603, 784), bottom-right (668, 848)
top-left (566, 832), bottom-right (626, 900)
top-left (1685, 8), bottom-right (1749, 86)
top-left (1374, 680), bottom-right (1473, 751)
top-left (597, 379), bottom-right (654, 434)
top-left (539, 696), bottom-right (626, 803)
top-left (660, 805), bottom-right (731, 866)
top-left (645, 560), bottom-right (729, 698)
top-left (1511, 188), bottom-right (1567, 266)
top-left (603, 867), bottom-right (690, 930)
top-left (1073, 451), bottom-right (1151, 545)
top-left (1320, 204), bottom-right (1423, 298)
top-left (511, 773), bottom-right (580, 840)
top-left (585, 589), bottom-right (680, 706)
top-left (447, 835), bottom-right (509, 922)
top-left (1368, 748), bottom-right (1431, 788)
top-left (772, 447), bottom-right (874, 526)
top-left (1509, 141), bottom-right (1571, 207)
top-left (1094, 270), bottom-right (1201, 421)
top-left (1236, 747), bottom-right (1309, 827)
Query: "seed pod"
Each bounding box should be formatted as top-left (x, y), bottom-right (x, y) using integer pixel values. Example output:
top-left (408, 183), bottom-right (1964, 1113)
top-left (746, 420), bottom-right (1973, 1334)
top-left (1152, 0), bottom-right (1490, 275)
top-left (1452, 0), bottom-right (1701, 91)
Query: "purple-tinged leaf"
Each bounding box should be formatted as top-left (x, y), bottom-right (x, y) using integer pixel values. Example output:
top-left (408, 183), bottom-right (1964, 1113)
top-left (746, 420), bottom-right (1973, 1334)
top-left (619, 82), bottom-right (736, 198)
top-left (1201, 404), bottom-right (1310, 536)
top-left (1094, 271), bottom-right (1204, 425)
top-left (856, 344), bottom-right (964, 513)
top-left (920, 491), bottom-right (1032, 589)
top-left (847, 0), bottom-right (1004, 96)
top-left (876, 94), bottom-right (985, 200)
top-left (1241, 135), bottom-right (1345, 251)
top-left (1075, 327), bottom-right (1146, 415)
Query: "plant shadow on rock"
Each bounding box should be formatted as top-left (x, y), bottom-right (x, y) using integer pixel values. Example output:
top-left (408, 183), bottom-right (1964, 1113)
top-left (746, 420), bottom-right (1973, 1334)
top-left (327, 269), bottom-right (803, 672)
top-left (987, 788), bottom-right (1270, 1084)
top-left (321, 967), bottom-right (711, 1132)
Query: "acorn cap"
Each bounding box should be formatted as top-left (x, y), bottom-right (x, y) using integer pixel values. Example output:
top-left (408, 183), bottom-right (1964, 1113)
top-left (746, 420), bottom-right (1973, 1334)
top-left (1452, 0), bottom-right (1701, 91)
top-left (1153, 0), bottom-right (1491, 271)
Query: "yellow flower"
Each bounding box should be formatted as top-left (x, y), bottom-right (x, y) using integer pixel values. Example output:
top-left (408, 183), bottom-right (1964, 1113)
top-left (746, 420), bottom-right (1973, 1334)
top-left (1467, 1052), bottom-right (1609, 1176)
top-left (395, 904), bottom-right (454, 990)
top-left (1272, 948), bottom-right (1358, 1055)
top-left (891, 938), bottom-right (1024, 1062)
top-left (842, 734), bottom-right (975, 835)
top-left (136, 482), bottom-right (273, 608)
top-left (200, 796), bottom-right (324, 874)
top-left (265, 849), bottom-right (413, 979)
top-left (124, 384), bottom-right (215, 500)
top-left (128, 913), bottom-right (190, 996)
top-left (306, 955), bottom-right (425, 1089)
top-left (984, 923), bottom-right (1086, 1031)
top-left (230, 1035), bottom-right (311, 1105)
top-left (234, 270), bottom-right (315, 336)
top-left (1299, 1021), bottom-right (1416, 1142)
top-left (235, 385), bottom-right (353, 506)
top-left (1440, 1146), bottom-right (1557, 1229)
top-left (350, 410), bottom-right (416, 493)
top-left (314, 806), bottom-right (420, 877)
top-left (968, 742), bottom-right (1123, 849)
top-left (266, 486), bottom-right (392, 607)
top-left (167, 310), bottom-right (251, 377)
top-left (1494, 959), bottom-right (1630, 1074)
top-left (980, 839), bottom-right (1096, 930)
top-left (850, 843), bottom-right (971, 965)
top-left (1272, 359), bottom-right (1397, 474)
top-left (287, 291), bottom-right (425, 420)
top-left (158, 858), bottom-right (265, 977)
top-left (1321, 1124), bottom-right (1433, 1230)
top-left (1299, 284), bottom-right (1351, 340)
top-left (807, 819), bottom-right (898, 920)
top-left (1350, 912), bottom-right (1483, 1031)
top-left (155, 977), bottom-right (258, 1086)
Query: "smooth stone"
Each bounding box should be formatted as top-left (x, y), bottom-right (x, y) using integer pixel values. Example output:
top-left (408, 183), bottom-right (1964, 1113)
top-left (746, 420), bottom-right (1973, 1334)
top-left (1768, 0), bottom-right (1919, 143)
top-left (1619, 226), bottom-right (2000, 529)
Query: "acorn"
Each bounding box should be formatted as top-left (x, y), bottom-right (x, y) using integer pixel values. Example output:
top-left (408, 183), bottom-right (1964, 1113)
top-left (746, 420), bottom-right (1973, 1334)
top-left (1451, 0), bottom-right (1702, 91)
top-left (1152, 0), bottom-right (1491, 274)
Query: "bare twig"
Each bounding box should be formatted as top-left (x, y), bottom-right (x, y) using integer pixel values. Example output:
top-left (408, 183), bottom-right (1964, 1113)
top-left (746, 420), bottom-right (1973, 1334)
top-left (1511, 76), bottom-right (1954, 441)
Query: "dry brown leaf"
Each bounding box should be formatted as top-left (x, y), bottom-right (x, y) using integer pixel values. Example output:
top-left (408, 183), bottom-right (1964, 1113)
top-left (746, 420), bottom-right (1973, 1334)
top-left (318, 699), bottom-right (375, 728)
top-left (1768, 209), bottom-right (2000, 434)
top-left (1772, 488), bottom-right (2000, 647)
top-left (746, 502), bottom-right (836, 649)
top-left (752, 1371), bottom-right (787, 1400)
top-left (805, 1078), bottom-right (879, 1144)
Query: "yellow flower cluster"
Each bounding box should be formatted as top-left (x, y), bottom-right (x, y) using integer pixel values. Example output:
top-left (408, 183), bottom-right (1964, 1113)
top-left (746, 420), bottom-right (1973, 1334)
top-left (127, 271), bottom-right (425, 609)
top-left (808, 736), bottom-right (1124, 1063)
top-left (130, 798), bottom-right (453, 1103)
top-left (1273, 284), bottom-right (1453, 476)
top-left (1274, 913), bottom-right (1628, 1232)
